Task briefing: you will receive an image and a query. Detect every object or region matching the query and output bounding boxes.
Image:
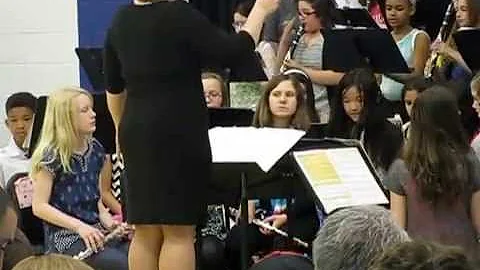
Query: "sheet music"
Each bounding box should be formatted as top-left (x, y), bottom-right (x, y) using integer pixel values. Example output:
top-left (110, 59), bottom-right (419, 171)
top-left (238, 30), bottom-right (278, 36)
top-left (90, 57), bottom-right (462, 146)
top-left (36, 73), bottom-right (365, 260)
top-left (209, 127), bottom-right (305, 172)
top-left (293, 147), bottom-right (388, 214)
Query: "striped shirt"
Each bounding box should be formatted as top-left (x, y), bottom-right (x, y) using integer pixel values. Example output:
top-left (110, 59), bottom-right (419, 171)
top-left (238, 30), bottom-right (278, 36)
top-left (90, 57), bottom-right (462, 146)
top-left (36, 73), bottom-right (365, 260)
top-left (293, 34), bottom-right (329, 123)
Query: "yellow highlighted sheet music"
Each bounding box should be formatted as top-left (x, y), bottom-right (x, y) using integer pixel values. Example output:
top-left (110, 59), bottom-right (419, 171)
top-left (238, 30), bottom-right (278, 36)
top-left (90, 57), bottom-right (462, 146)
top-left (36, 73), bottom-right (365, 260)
top-left (293, 147), bottom-right (388, 214)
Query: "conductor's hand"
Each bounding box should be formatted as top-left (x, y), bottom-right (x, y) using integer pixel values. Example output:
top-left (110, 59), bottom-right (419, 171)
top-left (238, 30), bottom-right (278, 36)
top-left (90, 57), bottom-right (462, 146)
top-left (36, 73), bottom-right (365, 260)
top-left (77, 223), bottom-right (105, 253)
top-left (255, 0), bottom-right (280, 15)
top-left (259, 214), bottom-right (287, 235)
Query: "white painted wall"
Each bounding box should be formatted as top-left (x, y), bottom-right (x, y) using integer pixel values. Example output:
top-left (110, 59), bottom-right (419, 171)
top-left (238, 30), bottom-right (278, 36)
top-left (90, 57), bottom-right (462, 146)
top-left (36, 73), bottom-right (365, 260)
top-left (0, 0), bottom-right (79, 146)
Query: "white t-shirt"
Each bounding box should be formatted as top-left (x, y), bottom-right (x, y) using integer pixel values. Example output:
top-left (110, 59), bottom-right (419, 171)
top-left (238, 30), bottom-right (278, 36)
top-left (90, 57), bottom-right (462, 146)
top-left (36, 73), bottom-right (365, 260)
top-left (335, 0), bottom-right (364, 9)
top-left (0, 137), bottom-right (30, 188)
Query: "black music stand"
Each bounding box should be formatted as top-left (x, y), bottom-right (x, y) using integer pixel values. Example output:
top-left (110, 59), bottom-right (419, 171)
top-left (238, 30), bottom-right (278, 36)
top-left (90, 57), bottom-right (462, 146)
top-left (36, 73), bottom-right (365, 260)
top-left (28, 96), bottom-right (47, 158)
top-left (334, 8), bottom-right (379, 28)
top-left (75, 47), bottom-right (105, 92)
top-left (208, 127), bottom-right (305, 270)
top-left (322, 28), bottom-right (410, 73)
top-left (453, 28), bottom-right (480, 73)
top-left (290, 138), bottom-right (389, 214)
top-left (208, 107), bottom-right (254, 128)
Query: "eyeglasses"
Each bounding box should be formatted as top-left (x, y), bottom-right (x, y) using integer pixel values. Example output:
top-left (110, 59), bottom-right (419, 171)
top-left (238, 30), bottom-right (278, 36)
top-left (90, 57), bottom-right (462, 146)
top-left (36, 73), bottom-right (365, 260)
top-left (298, 10), bottom-right (316, 17)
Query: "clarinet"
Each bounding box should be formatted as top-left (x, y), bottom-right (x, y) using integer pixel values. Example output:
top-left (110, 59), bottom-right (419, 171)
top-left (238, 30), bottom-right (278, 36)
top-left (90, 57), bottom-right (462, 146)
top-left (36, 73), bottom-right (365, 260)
top-left (280, 23), bottom-right (305, 73)
top-left (424, 1), bottom-right (456, 78)
top-left (73, 223), bottom-right (127, 260)
top-left (229, 207), bottom-right (309, 248)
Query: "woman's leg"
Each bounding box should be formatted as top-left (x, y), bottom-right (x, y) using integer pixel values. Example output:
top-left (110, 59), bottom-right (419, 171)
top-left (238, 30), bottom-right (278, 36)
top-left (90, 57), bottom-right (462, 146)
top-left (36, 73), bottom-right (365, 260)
top-left (129, 225), bottom-right (164, 270)
top-left (159, 225), bottom-right (196, 270)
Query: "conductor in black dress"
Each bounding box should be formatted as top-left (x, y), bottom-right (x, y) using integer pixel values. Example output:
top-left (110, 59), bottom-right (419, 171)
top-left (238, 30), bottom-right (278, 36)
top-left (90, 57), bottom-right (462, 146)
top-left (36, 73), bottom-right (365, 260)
top-left (103, 0), bottom-right (279, 269)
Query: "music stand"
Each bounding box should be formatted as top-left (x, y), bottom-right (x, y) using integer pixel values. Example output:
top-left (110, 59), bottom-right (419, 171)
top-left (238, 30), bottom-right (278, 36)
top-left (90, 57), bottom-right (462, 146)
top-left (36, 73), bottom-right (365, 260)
top-left (208, 107), bottom-right (254, 128)
top-left (75, 47), bottom-right (105, 92)
top-left (28, 96), bottom-right (47, 158)
top-left (290, 138), bottom-right (389, 215)
top-left (453, 28), bottom-right (480, 73)
top-left (208, 127), bottom-right (305, 270)
top-left (323, 28), bottom-right (410, 73)
top-left (334, 8), bottom-right (379, 28)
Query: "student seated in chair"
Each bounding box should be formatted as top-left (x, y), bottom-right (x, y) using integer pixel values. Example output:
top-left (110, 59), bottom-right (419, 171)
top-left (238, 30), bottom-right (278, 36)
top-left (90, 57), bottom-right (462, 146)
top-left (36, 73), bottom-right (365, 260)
top-left (30, 87), bottom-right (129, 270)
top-left (0, 92), bottom-right (37, 188)
top-left (225, 74), bottom-right (320, 270)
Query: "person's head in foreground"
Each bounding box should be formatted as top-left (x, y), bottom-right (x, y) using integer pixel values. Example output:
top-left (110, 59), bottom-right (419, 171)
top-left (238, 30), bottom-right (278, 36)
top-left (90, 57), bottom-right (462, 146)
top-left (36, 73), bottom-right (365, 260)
top-left (12, 254), bottom-right (94, 270)
top-left (369, 240), bottom-right (477, 270)
top-left (313, 205), bottom-right (409, 270)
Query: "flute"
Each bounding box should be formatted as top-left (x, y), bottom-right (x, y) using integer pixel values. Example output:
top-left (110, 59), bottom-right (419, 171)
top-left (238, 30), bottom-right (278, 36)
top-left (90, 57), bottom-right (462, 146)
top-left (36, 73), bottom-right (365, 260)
top-left (229, 207), bottom-right (309, 248)
top-left (73, 223), bottom-right (128, 260)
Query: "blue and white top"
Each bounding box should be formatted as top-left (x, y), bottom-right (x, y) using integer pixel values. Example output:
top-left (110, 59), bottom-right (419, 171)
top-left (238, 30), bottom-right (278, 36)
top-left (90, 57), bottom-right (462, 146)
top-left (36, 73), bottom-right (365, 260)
top-left (40, 138), bottom-right (105, 253)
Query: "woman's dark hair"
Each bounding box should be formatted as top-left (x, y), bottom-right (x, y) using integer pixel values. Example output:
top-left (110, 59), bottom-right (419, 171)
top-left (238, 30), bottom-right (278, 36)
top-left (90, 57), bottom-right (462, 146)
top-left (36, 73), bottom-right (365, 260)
top-left (405, 85), bottom-right (470, 204)
top-left (328, 68), bottom-right (401, 170)
top-left (253, 74), bottom-right (311, 130)
top-left (295, 0), bottom-right (337, 28)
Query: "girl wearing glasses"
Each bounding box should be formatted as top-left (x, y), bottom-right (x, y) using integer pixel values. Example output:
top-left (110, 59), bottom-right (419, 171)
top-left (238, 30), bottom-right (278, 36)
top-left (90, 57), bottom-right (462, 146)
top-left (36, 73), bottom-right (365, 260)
top-left (278, 0), bottom-right (345, 123)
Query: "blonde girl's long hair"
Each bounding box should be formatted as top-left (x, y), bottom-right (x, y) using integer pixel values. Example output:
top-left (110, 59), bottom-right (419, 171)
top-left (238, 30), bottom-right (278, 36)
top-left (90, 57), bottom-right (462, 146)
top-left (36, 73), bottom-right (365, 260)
top-left (30, 87), bottom-right (93, 176)
top-left (13, 254), bottom-right (94, 270)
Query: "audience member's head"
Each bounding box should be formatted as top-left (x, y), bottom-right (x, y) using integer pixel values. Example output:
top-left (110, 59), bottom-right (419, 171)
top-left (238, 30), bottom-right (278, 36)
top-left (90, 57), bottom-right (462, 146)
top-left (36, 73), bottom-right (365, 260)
top-left (253, 74), bottom-right (310, 130)
top-left (471, 72), bottom-right (480, 118)
top-left (313, 205), bottom-right (409, 270)
top-left (12, 254), bottom-right (94, 270)
top-left (402, 77), bottom-right (433, 118)
top-left (456, 0), bottom-right (480, 27)
top-left (4, 92), bottom-right (37, 148)
top-left (370, 240), bottom-right (476, 270)
top-left (201, 72), bottom-right (226, 108)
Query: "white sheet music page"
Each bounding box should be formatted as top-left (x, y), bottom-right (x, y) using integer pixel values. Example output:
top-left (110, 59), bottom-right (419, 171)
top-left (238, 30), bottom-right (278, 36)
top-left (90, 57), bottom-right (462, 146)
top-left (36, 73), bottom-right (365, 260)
top-left (293, 147), bottom-right (388, 214)
top-left (208, 127), bottom-right (305, 172)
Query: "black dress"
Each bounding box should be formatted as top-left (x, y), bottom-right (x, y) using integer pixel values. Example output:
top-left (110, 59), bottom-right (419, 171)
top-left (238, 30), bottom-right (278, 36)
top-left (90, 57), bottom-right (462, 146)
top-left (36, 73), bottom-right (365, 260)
top-left (103, 1), bottom-right (255, 225)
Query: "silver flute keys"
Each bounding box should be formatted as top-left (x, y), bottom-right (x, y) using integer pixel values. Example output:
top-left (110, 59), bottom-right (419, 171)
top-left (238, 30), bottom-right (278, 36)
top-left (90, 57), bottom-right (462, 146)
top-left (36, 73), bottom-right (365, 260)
top-left (73, 223), bottom-right (128, 260)
top-left (229, 207), bottom-right (309, 248)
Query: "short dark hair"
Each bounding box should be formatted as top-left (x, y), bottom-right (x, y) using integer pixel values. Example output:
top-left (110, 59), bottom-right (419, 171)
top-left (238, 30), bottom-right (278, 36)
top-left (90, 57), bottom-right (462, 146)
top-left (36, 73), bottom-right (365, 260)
top-left (401, 76), bottom-right (433, 101)
top-left (5, 92), bottom-right (37, 115)
top-left (370, 240), bottom-right (476, 270)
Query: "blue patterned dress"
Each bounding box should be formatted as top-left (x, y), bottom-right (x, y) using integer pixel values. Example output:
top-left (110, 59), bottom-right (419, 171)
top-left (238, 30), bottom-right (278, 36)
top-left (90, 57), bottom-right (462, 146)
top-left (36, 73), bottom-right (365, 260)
top-left (40, 138), bottom-right (106, 253)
